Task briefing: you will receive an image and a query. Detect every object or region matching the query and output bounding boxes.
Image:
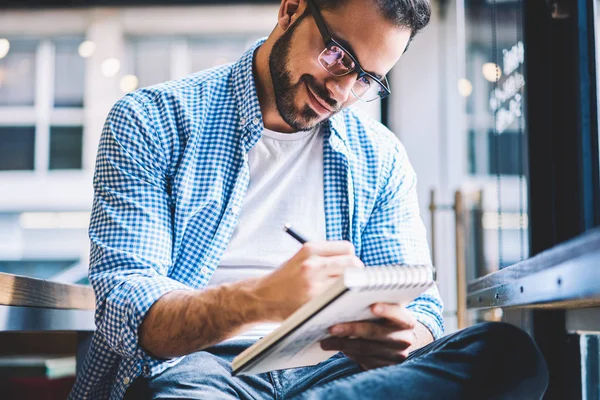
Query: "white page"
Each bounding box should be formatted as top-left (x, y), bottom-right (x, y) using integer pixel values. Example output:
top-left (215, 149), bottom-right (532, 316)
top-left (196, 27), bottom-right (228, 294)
top-left (234, 282), bottom-right (431, 375)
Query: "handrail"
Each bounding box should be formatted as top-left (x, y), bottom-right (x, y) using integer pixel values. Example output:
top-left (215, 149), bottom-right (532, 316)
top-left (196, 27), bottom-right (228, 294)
top-left (467, 227), bottom-right (600, 309)
top-left (0, 272), bottom-right (95, 310)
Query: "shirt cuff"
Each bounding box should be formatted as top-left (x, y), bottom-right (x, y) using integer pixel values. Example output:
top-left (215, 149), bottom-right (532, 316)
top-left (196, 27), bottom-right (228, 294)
top-left (410, 309), bottom-right (444, 341)
top-left (97, 275), bottom-right (192, 360)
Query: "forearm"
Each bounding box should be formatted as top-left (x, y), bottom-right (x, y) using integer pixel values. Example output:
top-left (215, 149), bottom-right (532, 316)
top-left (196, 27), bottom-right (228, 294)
top-left (139, 278), bottom-right (267, 358)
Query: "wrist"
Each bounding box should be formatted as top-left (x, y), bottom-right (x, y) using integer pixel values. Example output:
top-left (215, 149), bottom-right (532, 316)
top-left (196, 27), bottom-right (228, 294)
top-left (413, 321), bottom-right (435, 347)
top-left (228, 277), bottom-right (274, 324)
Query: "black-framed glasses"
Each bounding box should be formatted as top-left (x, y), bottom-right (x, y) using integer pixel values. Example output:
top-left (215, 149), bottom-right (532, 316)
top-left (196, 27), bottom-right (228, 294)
top-left (307, 0), bottom-right (391, 102)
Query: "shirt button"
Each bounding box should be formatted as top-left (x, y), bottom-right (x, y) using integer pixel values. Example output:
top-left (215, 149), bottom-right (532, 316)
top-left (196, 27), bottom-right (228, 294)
top-left (123, 377), bottom-right (130, 385)
top-left (252, 117), bottom-right (259, 125)
top-left (201, 266), bottom-right (209, 274)
top-left (230, 205), bottom-right (241, 215)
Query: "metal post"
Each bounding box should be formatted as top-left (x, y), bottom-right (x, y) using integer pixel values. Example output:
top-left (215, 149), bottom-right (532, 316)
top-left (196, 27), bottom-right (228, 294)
top-left (474, 189), bottom-right (486, 278)
top-left (429, 188), bottom-right (437, 268)
top-left (454, 190), bottom-right (468, 329)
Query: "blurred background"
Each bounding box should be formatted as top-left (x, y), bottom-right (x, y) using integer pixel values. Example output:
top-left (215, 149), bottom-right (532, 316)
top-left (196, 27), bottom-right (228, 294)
top-left (0, 0), bottom-right (599, 397)
top-left (0, 0), bottom-right (532, 331)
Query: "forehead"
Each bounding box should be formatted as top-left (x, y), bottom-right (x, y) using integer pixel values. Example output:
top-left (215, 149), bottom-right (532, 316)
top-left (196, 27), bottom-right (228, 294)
top-left (318, 1), bottom-right (411, 76)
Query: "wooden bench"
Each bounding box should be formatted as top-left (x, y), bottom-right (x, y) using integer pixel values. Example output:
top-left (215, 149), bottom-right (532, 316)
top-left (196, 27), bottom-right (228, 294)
top-left (0, 273), bottom-right (95, 369)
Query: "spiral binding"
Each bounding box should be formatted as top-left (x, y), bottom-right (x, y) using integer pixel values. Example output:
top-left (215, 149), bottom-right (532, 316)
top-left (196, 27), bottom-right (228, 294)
top-left (360, 265), bottom-right (433, 291)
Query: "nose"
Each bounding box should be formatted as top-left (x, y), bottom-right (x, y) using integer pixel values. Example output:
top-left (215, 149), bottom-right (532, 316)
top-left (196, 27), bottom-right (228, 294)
top-left (325, 73), bottom-right (357, 104)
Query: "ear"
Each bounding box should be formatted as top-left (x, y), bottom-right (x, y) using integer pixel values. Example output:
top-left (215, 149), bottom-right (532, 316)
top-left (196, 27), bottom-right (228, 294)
top-left (277, 0), bottom-right (307, 31)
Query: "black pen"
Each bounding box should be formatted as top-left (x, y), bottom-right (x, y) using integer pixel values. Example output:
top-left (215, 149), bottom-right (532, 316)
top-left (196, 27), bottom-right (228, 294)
top-left (284, 223), bottom-right (308, 244)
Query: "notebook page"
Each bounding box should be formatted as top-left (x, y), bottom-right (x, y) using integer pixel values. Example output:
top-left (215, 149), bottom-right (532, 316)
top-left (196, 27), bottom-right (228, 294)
top-left (236, 282), bottom-right (431, 374)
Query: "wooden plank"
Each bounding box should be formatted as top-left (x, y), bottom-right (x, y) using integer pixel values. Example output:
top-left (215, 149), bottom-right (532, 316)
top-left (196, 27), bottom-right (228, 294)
top-left (0, 273), bottom-right (94, 310)
top-left (467, 250), bottom-right (600, 309)
top-left (468, 226), bottom-right (600, 293)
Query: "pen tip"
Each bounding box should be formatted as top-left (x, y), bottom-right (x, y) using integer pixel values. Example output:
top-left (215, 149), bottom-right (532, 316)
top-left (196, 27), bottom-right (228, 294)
top-left (283, 222), bottom-right (291, 231)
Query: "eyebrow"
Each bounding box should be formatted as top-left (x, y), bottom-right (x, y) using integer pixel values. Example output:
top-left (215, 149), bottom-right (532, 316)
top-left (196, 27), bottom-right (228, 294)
top-left (332, 36), bottom-right (385, 80)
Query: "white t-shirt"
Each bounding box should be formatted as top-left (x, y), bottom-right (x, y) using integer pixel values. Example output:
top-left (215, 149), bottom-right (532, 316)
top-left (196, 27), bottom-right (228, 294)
top-left (209, 125), bottom-right (327, 339)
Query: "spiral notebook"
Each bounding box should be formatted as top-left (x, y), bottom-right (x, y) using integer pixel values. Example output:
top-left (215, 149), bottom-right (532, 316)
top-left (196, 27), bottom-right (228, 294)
top-left (231, 264), bottom-right (434, 375)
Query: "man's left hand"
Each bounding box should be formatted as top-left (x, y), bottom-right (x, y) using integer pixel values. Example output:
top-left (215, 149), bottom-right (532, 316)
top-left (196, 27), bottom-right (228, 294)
top-left (320, 303), bottom-right (433, 370)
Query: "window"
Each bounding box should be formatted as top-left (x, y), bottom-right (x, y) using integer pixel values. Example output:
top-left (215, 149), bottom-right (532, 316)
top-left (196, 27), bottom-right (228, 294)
top-left (469, 130), bottom-right (525, 175)
top-left (49, 126), bottom-right (83, 170)
top-left (124, 37), bottom-right (172, 89)
top-left (54, 37), bottom-right (85, 107)
top-left (596, 0), bottom-right (600, 189)
top-left (0, 126), bottom-right (35, 171)
top-left (0, 38), bottom-right (37, 107)
top-left (462, 1), bottom-right (528, 273)
top-left (464, 12), bottom-right (526, 178)
top-left (121, 35), bottom-right (265, 93)
top-left (189, 36), bottom-right (258, 73)
top-left (0, 36), bottom-right (85, 174)
top-left (0, 260), bottom-right (78, 280)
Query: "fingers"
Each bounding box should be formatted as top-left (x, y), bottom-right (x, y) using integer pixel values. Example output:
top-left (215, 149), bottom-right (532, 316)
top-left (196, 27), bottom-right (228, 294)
top-left (298, 254), bottom-right (363, 275)
top-left (320, 255), bottom-right (365, 277)
top-left (329, 322), bottom-right (415, 347)
top-left (321, 337), bottom-right (411, 363)
top-left (370, 303), bottom-right (417, 330)
top-left (294, 242), bottom-right (364, 279)
top-left (327, 304), bottom-right (416, 341)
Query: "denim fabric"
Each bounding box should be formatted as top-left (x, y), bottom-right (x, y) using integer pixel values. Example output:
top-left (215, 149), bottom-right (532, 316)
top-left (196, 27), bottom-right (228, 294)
top-left (125, 322), bottom-right (548, 399)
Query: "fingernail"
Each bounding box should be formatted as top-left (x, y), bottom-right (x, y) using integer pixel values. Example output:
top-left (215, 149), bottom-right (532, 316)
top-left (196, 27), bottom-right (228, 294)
top-left (374, 305), bottom-right (384, 314)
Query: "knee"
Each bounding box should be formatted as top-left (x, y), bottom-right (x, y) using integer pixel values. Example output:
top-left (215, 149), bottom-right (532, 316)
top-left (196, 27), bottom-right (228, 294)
top-left (467, 322), bottom-right (549, 398)
top-left (472, 321), bottom-right (539, 357)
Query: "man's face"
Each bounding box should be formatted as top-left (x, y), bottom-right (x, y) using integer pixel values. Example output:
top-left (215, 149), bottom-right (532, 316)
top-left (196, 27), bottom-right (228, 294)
top-left (269, 0), bottom-right (412, 131)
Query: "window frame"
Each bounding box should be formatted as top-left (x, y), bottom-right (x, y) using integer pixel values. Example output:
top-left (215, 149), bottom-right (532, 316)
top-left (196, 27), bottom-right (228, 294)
top-left (0, 37), bottom-right (85, 176)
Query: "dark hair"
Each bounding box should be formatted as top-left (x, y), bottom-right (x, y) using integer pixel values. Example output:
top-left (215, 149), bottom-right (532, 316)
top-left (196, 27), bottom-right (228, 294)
top-left (313, 0), bottom-right (432, 51)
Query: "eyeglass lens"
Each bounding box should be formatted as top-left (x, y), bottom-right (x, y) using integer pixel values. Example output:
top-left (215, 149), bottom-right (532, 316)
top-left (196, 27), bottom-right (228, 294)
top-left (318, 45), bottom-right (384, 102)
top-left (318, 45), bottom-right (356, 75)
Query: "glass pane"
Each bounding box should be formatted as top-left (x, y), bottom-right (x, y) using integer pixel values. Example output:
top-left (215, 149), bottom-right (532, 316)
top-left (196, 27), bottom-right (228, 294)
top-left (488, 130), bottom-right (523, 175)
top-left (54, 37), bottom-right (85, 107)
top-left (596, 0), bottom-right (600, 193)
top-left (189, 36), bottom-right (256, 73)
top-left (0, 126), bottom-right (35, 171)
top-left (0, 38), bottom-right (37, 106)
top-left (125, 37), bottom-right (171, 89)
top-left (49, 126), bottom-right (83, 170)
top-left (463, 1), bottom-right (528, 275)
top-left (0, 260), bottom-right (77, 280)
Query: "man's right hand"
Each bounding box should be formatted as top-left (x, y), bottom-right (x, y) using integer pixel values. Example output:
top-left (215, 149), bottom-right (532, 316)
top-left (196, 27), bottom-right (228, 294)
top-left (139, 240), bottom-right (363, 358)
top-left (253, 241), bottom-right (364, 321)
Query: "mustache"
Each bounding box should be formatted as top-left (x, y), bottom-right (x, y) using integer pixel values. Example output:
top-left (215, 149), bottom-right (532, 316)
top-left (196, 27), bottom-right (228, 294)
top-left (300, 74), bottom-right (340, 112)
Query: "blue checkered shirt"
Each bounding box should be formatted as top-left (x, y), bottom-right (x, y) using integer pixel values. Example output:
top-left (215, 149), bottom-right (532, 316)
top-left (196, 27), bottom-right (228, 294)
top-left (70, 39), bottom-right (444, 400)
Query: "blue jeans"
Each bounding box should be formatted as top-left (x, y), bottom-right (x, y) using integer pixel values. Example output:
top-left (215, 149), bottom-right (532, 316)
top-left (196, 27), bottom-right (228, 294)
top-left (125, 322), bottom-right (548, 399)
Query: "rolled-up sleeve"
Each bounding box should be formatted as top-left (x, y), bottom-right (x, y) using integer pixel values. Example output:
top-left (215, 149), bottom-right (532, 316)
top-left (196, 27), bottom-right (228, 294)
top-left (360, 142), bottom-right (444, 340)
top-left (89, 95), bottom-right (191, 362)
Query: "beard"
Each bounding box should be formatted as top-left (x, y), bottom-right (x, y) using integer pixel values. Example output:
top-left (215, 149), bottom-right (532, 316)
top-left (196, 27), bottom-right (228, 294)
top-left (268, 12), bottom-right (339, 131)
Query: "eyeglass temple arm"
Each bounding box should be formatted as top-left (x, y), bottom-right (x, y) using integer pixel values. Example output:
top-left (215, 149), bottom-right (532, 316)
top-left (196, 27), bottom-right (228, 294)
top-left (307, 0), bottom-right (333, 44)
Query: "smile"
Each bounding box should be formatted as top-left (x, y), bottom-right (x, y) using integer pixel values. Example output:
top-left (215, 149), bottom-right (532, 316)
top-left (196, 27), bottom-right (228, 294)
top-left (306, 83), bottom-right (333, 115)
